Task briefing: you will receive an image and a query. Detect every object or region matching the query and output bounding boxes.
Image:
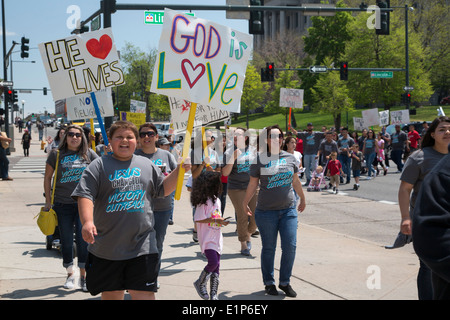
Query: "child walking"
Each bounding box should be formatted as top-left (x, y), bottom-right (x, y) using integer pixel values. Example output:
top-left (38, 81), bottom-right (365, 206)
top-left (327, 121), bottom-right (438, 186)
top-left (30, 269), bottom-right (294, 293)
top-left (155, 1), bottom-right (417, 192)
top-left (191, 171), bottom-right (229, 300)
top-left (327, 152), bottom-right (344, 194)
top-left (350, 144), bottom-right (363, 190)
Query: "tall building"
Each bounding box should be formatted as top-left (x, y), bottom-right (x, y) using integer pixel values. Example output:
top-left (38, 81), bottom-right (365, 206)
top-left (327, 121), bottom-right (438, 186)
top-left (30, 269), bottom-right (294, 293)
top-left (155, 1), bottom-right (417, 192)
top-left (254, 0), bottom-right (337, 49)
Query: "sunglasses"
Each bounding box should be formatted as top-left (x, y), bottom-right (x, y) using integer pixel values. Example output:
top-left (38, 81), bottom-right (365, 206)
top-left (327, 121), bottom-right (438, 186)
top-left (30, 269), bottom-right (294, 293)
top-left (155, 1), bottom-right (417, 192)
top-left (67, 132), bottom-right (82, 138)
top-left (139, 131), bottom-right (156, 138)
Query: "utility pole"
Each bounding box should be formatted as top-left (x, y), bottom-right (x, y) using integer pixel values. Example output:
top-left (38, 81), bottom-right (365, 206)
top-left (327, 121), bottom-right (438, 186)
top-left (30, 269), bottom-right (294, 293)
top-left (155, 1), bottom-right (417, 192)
top-left (2, 0), bottom-right (9, 145)
top-left (404, 4), bottom-right (410, 110)
top-left (102, 0), bottom-right (116, 129)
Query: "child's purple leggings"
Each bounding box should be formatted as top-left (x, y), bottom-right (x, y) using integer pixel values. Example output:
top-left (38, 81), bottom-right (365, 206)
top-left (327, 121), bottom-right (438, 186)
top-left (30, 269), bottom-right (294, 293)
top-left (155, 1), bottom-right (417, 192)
top-left (204, 249), bottom-right (220, 274)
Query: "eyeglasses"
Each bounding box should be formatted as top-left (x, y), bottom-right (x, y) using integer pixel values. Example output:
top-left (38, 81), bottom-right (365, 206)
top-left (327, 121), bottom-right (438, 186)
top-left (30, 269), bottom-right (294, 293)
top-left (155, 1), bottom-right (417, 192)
top-left (67, 132), bottom-right (82, 138)
top-left (139, 131), bottom-right (156, 138)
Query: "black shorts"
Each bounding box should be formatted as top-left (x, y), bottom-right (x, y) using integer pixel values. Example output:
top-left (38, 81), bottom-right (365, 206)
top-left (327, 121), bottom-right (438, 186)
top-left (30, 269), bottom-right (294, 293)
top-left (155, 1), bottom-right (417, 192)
top-left (85, 252), bottom-right (159, 296)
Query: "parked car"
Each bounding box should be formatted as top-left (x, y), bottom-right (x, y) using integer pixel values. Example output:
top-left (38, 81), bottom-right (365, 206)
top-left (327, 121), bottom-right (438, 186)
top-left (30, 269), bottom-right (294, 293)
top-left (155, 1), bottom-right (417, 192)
top-left (440, 96), bottom-right (450, 105)
top-left (153, 122), bottom-right (170, 138)
top-left (386, 121), bottom-right (432, 136)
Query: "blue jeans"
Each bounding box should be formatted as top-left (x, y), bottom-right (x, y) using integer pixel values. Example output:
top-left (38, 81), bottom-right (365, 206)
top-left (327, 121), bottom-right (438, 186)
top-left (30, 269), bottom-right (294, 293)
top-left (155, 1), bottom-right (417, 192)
top-left (303, 154), bottom-right (316, 182)
top-left (365, 153), bottom-right (377, 177)
top-left (338, 154), bottom-right (351, 183)
top-left (391, 149), bottom-right (404, 171)
top-left (255, 207), bottom-right (298, 286)
top-left (53, 202), bottom-right (88, 269)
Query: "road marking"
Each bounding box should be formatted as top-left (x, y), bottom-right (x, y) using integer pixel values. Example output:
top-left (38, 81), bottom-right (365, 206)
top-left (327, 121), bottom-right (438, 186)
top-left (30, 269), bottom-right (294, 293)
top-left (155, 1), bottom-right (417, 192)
top-left (378, 200), bottom-right (398, 205)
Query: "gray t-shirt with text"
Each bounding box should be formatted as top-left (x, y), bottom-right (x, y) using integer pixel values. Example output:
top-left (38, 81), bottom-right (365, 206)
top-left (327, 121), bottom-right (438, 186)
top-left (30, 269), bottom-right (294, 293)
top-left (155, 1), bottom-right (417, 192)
top-left (71, 154), bottom-right (165, 261)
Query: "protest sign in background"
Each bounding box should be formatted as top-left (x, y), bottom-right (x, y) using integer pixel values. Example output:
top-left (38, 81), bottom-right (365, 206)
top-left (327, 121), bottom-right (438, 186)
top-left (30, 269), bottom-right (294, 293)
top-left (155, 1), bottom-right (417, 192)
top-left (150, 9), bottom-right (252, 113)
top-left (362, 108), bottom-right (380, 127)
top-left (121, 112), bottom-right (146, 128)
top-left (130, 99), bottom-right (147, 114)
top-left (279, 88), bottom-right (304, 109)
top-left (168, 97), bottom-right (230, 133)
top-left (39, 28), bottom-right (124, 101)
top-left (353, 117), bottom-right (367, 131)
top-left (390, 110), bottom-right (410, 125)
top-left (66, 88), bottom-right (114, 121)
top-left (379, 110), bottom-right (389, 126)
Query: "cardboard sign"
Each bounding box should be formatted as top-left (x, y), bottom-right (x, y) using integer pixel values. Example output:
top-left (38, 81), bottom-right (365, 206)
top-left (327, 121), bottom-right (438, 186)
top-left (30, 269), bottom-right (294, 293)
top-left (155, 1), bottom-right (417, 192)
top-left (379, 110), bottom-right (389, 126)
top-left (150, 9), bottom-right (252, 113)
top-left (120, 112), bottom-right (146, 128)
top-left (391, 110), bottom-right (410, 125)
top-left (168, 97), bottom-right (230, 133)
top-left (362, 108), bottom-right (380, 127)
top-left (39, 28), bottom-right (124, 101)
top-left (66, 88), bottom-right (114, 120)
top-left (130, 99), bottom-right (146, 113)
top-left (353, 117), bottom-right (367, 131)
top-left (279, 88), bottom-right (304, 109)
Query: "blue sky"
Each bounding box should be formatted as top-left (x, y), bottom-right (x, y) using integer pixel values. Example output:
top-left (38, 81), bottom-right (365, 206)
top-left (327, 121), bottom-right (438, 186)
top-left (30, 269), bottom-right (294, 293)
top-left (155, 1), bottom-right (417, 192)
top-left (1, 0), bottom-right (249, 117)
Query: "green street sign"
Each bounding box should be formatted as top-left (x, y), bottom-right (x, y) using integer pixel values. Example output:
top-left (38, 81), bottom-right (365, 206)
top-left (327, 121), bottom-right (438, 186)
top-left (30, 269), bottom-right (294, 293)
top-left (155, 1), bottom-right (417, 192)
top-left (370, 71), bottom-right (393, 78)
top-left (144, 11), bottom-right (195, 25)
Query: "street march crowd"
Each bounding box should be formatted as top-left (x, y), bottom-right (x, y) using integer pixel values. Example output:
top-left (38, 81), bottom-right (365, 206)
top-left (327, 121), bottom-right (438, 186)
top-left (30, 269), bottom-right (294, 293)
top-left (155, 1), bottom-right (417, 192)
top-left (0, 115), bottom-right (449, 301)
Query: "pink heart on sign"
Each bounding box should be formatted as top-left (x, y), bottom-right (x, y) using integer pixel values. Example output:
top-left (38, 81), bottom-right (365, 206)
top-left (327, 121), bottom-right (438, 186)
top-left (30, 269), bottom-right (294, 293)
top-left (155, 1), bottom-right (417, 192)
top-left (86, 34), bottom-right (113, 59)
top-left (181, 59), bottom-right (205, 89)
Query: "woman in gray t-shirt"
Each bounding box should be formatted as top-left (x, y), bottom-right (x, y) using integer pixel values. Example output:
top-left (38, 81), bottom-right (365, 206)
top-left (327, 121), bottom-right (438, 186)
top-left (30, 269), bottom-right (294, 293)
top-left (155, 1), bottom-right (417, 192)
top-left (222, 127), bottom-right (257, 256)
top-left (398, 116), bottom-right (450, 300)
top-left (44, 124), bottom-right (98, 291)
top-left (243, 125), bottom-right (306, 298)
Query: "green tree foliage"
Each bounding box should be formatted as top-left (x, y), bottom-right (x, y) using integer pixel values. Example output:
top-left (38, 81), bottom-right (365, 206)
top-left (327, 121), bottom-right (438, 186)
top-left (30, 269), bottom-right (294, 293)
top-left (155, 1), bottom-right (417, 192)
top-left (240, 64), bottom-right (269, 128)
top-left (343, 10), bottom-right (433, 106)
top-left (310, 58), bottom-right (354, 130)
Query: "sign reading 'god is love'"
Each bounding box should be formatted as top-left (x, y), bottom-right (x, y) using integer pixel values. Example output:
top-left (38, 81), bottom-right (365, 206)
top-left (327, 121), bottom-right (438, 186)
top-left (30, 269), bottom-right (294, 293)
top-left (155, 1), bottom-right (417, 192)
top-left (150, 9), bottom-right (253, 113)
top-left (39, 28), bottom-right (124, 101)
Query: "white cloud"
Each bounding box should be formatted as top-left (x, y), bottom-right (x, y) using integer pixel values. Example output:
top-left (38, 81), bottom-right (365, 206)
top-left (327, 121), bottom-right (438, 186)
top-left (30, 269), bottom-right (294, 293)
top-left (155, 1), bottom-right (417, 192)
top-left (0, 28), bottom-right (17, 36)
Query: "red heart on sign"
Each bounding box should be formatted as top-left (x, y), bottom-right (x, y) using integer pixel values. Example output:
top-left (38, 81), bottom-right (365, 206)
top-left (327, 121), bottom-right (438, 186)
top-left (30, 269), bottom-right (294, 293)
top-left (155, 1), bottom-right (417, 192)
top-left (181, 59), bottom-right (205, 89)
top-left (86, 34), bottom-right (113, 59)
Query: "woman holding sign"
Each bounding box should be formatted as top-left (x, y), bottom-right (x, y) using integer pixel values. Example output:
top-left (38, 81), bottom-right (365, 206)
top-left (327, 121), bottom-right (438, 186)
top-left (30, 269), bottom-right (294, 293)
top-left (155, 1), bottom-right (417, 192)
top-left (222, 127), bottom-right (257, 256)
top-left (243, 125), bottom-right (306, 298)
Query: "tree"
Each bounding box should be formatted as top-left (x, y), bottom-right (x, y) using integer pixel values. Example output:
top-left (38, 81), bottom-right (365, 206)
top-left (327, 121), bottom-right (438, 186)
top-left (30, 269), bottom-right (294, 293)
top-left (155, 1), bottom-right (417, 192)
top-left (310, 58), bottom-right (354, 130)
top-left (240, 64), bottom-right (269, 128)
top-left (300, 0), bottom-right (354, 105)
top-left (343, 10), bottom-right (433, 106)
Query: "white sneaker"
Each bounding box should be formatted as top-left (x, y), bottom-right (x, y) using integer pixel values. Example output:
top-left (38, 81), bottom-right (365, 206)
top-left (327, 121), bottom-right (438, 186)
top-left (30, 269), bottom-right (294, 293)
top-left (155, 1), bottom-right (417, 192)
top-left (64, 274), bottom-right (75, 289)
top-left (79, 277), bottom-right (88, 292)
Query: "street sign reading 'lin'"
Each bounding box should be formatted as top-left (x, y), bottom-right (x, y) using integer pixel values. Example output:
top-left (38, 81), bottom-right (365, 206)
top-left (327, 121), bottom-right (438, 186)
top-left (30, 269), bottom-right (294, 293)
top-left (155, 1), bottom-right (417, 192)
top-left (144, 11), bottom-right (195, 24)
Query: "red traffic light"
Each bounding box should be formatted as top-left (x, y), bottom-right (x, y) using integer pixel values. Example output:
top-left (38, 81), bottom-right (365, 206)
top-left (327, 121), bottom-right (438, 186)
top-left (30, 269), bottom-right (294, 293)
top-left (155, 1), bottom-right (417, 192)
top-left (7, 89), bottom-right (12, 94)
top-left (268, 64), bottom-right (273, 69)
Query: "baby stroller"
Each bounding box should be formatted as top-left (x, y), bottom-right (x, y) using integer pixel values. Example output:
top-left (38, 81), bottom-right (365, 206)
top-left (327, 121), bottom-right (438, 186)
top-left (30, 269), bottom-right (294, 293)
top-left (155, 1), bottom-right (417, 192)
top-left (306, 162), bottom-right (329, 192)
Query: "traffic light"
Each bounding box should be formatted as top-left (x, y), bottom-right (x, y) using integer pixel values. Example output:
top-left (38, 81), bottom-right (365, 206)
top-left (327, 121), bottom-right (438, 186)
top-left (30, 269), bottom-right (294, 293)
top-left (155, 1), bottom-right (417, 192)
top-left (261, 63), bottom-right (274, 82)
top-left (267, 62), bottom-right (274, 81)
top-left (43, 87), bottom-right (47, 95)
top-left (249, 0), bottom-right (264, 35)
top-left (340, 62), bottom-right (348, 81)
top-left (401, 92), bottom-right (411, 105)
top-left (376, 1), bottom-right (390, 35)
top-left (5, 89), bottom-right (12, 104)
top-left (12, 90), bottom-right (18, 103)
top-left (21, 37), bottom-right (30, 58)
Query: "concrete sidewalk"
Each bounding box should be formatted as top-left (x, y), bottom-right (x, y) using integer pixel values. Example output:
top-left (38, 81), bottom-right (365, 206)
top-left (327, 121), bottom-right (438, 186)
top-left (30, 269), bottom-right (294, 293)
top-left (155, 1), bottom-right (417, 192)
top-left (0, 125), bottom-right (418, 300)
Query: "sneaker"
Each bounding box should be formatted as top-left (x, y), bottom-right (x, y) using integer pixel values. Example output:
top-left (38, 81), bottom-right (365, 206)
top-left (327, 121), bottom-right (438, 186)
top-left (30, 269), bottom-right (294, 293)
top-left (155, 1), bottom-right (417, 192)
top-left (265, 285), bottom-right (278, 296)
top-left (64, 274), bottom-right (75, 289)
top-left (193, 231), bottom-right (198, 242)
top-left (168, 219), bottom-right (174, 225)
top-left (333, 186), bottom-right (336, 192)
top-left (79, 277), bottom-right (88, 292)
top-left (279, 284), bottom-right (297, 298)
top-left (353, 184), bottom-right (357, 190)
top-left (335, 189), bottom-right (339, 194)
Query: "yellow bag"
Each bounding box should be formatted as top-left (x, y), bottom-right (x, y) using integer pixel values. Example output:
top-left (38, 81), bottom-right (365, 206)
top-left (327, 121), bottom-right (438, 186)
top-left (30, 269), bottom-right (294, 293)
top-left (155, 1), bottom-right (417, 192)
top-left (36, 208), bottom-right (58, 236)
top-left (35, 150), bottom-right (59, 236)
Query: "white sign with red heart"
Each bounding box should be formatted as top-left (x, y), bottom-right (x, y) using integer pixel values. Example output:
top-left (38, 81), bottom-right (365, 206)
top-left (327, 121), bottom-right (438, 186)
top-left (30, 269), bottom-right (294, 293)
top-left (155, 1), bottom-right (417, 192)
top-left (39, 28), bottom-right (124, 101)
top-left (150, 9), bottom-right (252, 113)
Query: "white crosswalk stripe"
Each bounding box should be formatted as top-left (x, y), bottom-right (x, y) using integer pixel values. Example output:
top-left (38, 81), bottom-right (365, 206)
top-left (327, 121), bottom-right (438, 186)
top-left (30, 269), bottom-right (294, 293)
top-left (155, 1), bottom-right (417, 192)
top-left (10, 157), bottom-right (47, 173)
